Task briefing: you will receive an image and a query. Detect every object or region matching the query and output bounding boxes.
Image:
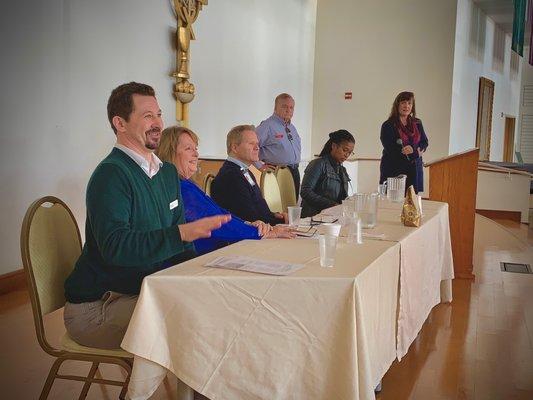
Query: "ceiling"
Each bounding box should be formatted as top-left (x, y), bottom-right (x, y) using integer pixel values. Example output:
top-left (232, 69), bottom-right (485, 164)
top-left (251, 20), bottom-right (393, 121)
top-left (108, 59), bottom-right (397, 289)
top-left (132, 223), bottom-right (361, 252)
top-left (472, 0), bottom-right (515, 34)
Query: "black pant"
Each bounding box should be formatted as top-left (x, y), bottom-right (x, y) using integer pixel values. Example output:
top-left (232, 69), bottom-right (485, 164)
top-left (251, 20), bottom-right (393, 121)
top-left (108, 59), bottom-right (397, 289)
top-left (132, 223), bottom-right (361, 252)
top-left (287, 164), bottom-right (300, 199)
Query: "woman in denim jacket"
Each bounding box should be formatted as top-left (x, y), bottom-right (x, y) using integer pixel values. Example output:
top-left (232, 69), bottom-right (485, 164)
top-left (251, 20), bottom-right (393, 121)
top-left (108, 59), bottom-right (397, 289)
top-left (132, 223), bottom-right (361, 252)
top-left (300, 130), bottom-right (355, 217)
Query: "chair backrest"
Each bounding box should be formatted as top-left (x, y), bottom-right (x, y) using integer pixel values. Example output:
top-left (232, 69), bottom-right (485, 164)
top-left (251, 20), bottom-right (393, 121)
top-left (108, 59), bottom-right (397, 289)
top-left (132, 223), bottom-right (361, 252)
top-left (20, 196), bottom-right (82, 353)
top-left (203, 173), bottom-right (215, 196)
top-left (275, 167), bottom-right (297, 212)
top-left (260, 170), bottom-right (283, 213)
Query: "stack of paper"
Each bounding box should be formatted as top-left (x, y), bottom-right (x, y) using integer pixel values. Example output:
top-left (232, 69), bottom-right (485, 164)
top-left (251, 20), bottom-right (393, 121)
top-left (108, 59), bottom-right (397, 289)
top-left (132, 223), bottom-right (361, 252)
top-left (205, 256), bottom-right (305, 276)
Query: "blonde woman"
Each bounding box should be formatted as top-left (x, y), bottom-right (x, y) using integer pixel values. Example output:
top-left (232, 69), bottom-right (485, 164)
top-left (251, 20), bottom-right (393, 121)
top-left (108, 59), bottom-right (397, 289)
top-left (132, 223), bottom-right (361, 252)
top-left (157, 126), bottom-right (294, 254)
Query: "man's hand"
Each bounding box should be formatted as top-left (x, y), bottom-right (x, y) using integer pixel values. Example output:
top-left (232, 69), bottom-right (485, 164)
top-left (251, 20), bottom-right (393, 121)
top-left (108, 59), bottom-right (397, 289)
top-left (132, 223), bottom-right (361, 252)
top-left (401, 145), bottom-right (414, 155)
top-left (249, 220), bottom-right (273, 237)
top-left (262, 225), bottom-right (296, 239)
top-left (417, 147), bottom-right (425, 156)
top-left (272, 225), bottom-right (296, 238)
top-left (178, 215), bottom-right (231, 242)
top-left (259, 163), bottom-right (276, 172)
top-left (274, 212), bottom-right (288, 224)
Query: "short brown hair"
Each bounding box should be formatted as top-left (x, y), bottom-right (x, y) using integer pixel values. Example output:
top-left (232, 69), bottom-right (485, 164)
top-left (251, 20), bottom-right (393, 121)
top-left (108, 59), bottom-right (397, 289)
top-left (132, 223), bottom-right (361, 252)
top-left (274, 93), bottom-right (293, 107)
top-left (226, 125), bottom-right (255, 155)
top-left (107, 82), bottom-right (156, 134)
top-left (157, 126), bottom-right (199, 163)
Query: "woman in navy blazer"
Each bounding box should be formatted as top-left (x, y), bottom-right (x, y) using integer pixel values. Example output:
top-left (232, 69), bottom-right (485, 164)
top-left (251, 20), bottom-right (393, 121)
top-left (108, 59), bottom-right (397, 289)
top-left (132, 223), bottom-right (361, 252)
top-left (379, 91), bottom-right (428, 193)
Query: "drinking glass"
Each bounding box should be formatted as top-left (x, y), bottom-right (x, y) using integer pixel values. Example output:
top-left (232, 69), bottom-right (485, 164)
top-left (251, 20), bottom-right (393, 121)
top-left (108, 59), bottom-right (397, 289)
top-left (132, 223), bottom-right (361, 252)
top-left (287, 206), bottom-right (302, 228)
top-left (319, 223), bottom-right (342, 237)
top-left (342, 198), bottom-right (355, 224)
top-left (345, 214), bottom-right (363, 244)
top-left (354, 193), bottom-right (379, 228)
top-left (319, 234), bottom-right (338, 267)
top-left (377, 183), bottom-right (387, 198)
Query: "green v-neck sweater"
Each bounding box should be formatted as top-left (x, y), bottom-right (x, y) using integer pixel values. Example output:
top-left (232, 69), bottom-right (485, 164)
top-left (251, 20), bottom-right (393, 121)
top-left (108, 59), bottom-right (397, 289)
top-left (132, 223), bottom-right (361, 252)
top-left (65, 148), bottom-right (195, 303)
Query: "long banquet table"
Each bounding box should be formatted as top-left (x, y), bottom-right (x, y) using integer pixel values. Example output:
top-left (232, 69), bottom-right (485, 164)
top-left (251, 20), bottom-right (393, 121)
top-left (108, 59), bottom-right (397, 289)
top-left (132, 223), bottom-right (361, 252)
top-left (122, 199), bottom-right (454, 400)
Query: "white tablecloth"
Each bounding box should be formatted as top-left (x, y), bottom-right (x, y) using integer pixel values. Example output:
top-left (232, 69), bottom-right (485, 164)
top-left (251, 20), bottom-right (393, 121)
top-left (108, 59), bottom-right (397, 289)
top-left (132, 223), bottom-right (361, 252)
top-left (123, 200), bottom-right (454, 399)
top-left (325, 201), bottom-right (455, 358)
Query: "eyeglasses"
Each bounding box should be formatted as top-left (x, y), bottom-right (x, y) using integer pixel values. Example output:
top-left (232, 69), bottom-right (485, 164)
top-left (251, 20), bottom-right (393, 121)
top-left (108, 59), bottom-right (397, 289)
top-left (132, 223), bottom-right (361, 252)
top-left (310, 217), bottom-right (339, 226)
top-left (285, 126), bottom-right (293, 141)
top-left (334, 143), bottom-right (354, 156)
top-left (342, 148), bottom-right (355, 156)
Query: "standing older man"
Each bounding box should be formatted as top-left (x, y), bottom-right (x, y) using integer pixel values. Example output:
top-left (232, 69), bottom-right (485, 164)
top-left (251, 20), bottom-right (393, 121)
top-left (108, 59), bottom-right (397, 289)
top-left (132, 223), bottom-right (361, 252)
top-left (256, 93), bottom-right (302, 195)
top-left (211, 125), bottom-right (287, 225)
top-left (63, 82), bottom-right (229, 349)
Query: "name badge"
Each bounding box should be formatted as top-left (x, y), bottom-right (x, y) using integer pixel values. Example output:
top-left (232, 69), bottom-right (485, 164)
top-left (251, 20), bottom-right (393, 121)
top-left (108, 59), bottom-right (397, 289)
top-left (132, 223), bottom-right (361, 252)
top-left (275, 133), bottom-right (284, 139)
top-left (169, 199), bottom-right (179, 210)
top-left (244, 171), bottom-right (255, 186)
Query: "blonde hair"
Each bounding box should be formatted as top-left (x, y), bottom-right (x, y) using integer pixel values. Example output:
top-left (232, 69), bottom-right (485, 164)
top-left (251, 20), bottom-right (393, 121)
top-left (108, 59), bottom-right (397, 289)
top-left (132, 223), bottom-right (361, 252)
top-left (226, 124), bottom-right (255, 155)
top-left (157, 126), bottom-right (199, 163)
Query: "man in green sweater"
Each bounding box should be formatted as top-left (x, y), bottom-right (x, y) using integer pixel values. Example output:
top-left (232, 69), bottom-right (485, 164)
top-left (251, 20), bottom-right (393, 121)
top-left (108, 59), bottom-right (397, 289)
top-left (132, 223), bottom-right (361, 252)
top-left (64, 82), bottom-right (229, 349)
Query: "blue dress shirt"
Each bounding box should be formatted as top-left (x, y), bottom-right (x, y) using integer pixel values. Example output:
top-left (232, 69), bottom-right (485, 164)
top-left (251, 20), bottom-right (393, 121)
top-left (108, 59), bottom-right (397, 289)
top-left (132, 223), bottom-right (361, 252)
top-left (255, 114), bottom-right (301, 166)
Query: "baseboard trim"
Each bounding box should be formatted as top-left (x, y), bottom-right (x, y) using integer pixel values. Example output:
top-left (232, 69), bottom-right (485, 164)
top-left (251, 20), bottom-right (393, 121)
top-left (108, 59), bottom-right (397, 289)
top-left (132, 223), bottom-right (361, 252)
top-left (0, 269), bottom-right (27, 296)
top-left (476, 209), bottom-right (521, 223)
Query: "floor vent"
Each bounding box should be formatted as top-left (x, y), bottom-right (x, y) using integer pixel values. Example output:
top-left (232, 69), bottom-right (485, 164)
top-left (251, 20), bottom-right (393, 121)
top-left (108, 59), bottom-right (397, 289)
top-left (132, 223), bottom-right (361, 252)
top-left (500, 262), bottom-right (532, 274)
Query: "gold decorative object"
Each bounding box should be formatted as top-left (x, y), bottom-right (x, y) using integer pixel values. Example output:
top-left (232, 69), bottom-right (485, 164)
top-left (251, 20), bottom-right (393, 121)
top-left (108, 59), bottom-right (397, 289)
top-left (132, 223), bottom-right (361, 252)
top-left (172, 0), bottom-right (208, 126)
top-left (401, 186), bottom-right (422, 227)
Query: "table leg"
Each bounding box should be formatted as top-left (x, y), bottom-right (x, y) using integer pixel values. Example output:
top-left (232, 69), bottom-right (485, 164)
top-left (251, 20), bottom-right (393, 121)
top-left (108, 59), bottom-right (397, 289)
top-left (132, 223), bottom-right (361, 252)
top-left (440, 279), bottom-right (453, 303)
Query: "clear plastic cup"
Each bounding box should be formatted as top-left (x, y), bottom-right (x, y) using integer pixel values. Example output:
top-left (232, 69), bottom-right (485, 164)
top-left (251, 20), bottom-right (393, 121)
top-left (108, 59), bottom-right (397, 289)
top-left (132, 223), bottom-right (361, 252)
top-left (319, 234), bottom-right (338, 267)
top-left (287, 206), bottom-right (302, 228)
top-left (342, 198), bottom-right (355, 219)
top-left (354, 193), bottom-right (378, 228)
top-left (345, 214), bottom-right (363, 245)
top-left (377, 183), bottom-right (387, 198)
top-left (318, 223), bottom-right (342, 237)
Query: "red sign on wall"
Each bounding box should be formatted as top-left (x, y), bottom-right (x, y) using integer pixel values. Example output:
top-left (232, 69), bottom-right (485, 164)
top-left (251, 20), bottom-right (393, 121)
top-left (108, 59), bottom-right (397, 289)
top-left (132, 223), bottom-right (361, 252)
top-left (345, 92), bottom-right (352, 100)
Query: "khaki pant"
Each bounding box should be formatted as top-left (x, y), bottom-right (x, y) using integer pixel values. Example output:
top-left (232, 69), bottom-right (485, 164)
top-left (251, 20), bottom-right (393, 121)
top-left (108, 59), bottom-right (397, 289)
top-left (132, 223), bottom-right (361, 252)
top-left (64, 291), bottom-right (138, 349)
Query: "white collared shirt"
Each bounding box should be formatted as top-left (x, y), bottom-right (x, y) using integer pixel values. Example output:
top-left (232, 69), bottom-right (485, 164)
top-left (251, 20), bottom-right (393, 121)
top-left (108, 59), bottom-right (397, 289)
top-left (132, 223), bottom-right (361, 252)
top-left (227, 156), bottom-right (256, 186)
top-left (227, 156), bottom-right (251, 171)
top-left (114, 143), bottom-right (163, 179)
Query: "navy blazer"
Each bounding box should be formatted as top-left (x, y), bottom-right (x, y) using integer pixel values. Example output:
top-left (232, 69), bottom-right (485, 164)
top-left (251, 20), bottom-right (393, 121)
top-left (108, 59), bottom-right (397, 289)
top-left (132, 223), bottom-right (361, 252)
top-left (211, 160), bottom-right (281, 225)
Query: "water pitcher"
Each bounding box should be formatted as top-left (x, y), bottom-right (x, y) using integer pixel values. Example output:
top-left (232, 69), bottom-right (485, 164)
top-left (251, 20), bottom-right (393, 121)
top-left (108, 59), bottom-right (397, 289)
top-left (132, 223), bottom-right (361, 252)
top-left (386, 175), bottom-right (407, 202)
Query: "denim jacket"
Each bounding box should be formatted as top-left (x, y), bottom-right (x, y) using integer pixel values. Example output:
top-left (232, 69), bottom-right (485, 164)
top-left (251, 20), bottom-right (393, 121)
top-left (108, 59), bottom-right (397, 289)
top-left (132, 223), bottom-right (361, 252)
top-left (300, 155), bottom-right (350, 218)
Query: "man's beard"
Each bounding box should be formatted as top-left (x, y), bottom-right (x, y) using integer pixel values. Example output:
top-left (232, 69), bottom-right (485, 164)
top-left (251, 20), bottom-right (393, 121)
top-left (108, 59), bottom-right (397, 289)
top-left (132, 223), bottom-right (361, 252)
top-left (145, 128), bottom-right (161, 150)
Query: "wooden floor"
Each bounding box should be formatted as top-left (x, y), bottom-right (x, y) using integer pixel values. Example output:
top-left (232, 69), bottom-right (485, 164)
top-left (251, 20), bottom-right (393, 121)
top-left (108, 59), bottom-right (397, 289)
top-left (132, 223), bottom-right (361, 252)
top-left (1, 215), bottom-right (532, 399)
top-left (377, 215), bottom-right (533, 400)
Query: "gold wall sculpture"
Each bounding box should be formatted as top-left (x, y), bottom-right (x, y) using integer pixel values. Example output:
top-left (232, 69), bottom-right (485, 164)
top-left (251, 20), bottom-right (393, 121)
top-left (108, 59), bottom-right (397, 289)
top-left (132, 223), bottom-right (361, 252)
top-left (172, 0), bottom-right (208, 126)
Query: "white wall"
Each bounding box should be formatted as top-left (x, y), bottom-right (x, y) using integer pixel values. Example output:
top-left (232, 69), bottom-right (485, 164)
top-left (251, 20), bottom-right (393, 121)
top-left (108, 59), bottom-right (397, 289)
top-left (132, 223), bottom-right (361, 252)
top-left (0, 0), bottom-right (317, 275)
top-left (312, 0), bottom-right (457, 163)
top-left (476, 170), bottom-right (530, 223)
top-left (190, 0), bottom-right (317, 160)
top-left (352, 160), bottom-right (381, 194)
top-left (449, 0), bottom-right (521, 159)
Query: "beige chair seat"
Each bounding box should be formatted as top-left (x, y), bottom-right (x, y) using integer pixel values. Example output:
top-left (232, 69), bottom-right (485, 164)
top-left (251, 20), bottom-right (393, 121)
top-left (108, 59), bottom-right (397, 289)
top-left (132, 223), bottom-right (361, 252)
top-left (275, 166), bottom-right (297, 211)
top-left (61, 332), bottom-right (131, 358)
top-left (260, 170), bottom-right (283, 213)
